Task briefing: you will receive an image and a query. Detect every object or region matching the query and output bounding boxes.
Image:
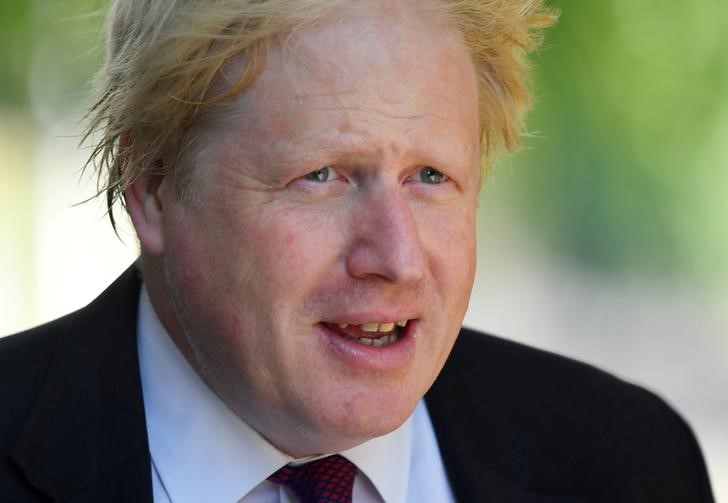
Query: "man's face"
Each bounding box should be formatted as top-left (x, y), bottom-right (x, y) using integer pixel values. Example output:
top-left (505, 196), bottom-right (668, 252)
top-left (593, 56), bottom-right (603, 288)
top-left (155, 3), bottom-right (480, 456)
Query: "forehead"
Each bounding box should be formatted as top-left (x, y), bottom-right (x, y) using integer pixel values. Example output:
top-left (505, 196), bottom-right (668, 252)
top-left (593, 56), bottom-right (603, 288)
top-left (201, 1), bottom-right (479, 171)
top-left (288, 3), bottom-right (462, 76)
top-left (279, 4), bottom-right (470, 104)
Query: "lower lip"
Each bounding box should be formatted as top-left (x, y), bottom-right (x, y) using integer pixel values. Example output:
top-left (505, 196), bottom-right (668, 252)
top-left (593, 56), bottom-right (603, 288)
top-left (317, 321), bottom-right (417, 372)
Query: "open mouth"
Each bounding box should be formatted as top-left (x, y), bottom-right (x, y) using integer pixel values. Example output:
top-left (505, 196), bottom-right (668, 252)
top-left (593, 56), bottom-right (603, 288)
top-left (322, 320), bottom-right (409, 348)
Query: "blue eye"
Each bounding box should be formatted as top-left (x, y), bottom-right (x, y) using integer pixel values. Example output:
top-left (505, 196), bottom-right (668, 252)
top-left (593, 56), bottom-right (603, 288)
top-left (419, 166), bottom-right (447, 184)
top-left (303, 166), bottom-right (338, 182)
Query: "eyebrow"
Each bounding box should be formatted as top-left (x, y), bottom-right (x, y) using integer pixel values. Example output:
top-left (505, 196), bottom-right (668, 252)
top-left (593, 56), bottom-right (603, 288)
top-left (272, 130), bottom-right (475, 172)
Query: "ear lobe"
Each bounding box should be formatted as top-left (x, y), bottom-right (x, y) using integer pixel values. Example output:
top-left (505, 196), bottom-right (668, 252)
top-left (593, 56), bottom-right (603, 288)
top-left (125, 173), bottom-right (167, 255)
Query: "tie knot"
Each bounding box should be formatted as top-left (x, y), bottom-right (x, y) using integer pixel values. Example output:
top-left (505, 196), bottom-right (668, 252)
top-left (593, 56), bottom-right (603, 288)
top-left (268, 454), bottom-right (357, 503)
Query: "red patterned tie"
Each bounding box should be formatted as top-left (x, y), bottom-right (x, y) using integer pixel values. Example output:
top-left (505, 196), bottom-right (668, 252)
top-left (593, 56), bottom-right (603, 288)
top-left (268, 454), bottom-right (357, 503)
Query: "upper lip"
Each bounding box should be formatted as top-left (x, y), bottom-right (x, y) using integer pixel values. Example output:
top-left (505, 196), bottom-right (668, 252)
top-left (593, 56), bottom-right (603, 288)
top-left (315, 303), bottom-right (421, 328)
top-left (322, 313), bottom-right (418, 326)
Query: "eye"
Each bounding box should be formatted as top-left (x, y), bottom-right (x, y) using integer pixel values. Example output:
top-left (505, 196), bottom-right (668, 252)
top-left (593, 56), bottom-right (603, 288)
top-left (417, 166), bottom-right (448, 184)
top-left (303, 166), bottom-right (339, 182)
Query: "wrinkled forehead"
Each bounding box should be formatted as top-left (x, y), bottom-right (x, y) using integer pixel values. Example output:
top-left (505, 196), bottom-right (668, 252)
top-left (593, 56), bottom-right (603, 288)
top-left (200, 0), bottom-right (476, 136)
top-left (284, 6), bottom-right (465, 91)
top-left (206, 0), bottom-right (465, 98)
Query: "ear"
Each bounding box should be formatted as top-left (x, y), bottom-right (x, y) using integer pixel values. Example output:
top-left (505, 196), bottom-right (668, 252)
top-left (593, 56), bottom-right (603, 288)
top-left (125, 172), bottom-right (168, 255)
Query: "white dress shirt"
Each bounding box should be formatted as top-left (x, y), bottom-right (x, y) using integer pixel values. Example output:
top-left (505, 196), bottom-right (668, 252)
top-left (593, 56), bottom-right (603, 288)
top-left (137, 286), bottom-right (455, 503)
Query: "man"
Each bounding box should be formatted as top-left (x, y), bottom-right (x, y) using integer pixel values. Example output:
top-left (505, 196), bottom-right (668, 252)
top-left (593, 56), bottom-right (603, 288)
top-left (0, 0), bottom-right (714, 501)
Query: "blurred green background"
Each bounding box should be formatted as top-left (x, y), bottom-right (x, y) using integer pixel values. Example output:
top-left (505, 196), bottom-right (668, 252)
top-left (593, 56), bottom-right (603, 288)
top-left (1, 0), bottom-right (727, 498)
top-left (502, 0), bottom-right (728, 283)
top-left (1, 0), bottom-right (727, 283)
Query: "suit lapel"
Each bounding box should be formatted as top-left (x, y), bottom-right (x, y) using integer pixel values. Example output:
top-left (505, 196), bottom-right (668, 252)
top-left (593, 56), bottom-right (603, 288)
top-left (10, 265), bottom-right (152, 502)
top-left (426, 329), bottom-right (585, 503)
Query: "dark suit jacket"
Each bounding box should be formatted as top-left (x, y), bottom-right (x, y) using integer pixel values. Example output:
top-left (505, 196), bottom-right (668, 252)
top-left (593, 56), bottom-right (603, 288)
top-left (0, 266), bottom-right (714, 502)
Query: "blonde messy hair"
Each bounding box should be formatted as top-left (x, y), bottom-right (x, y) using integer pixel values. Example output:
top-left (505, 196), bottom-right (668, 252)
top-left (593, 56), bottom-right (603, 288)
top-left (83, 0), bottom-right (556, 227)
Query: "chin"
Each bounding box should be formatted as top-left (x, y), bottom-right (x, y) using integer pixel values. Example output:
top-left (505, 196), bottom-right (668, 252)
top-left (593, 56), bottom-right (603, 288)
top-left (304, 386), bottom-right (420, 452)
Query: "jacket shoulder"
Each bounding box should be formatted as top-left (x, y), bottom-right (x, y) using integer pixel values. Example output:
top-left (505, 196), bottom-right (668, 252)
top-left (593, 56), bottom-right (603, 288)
top-left (0, 312), bottom-right (80, 439)
top-left (427, 328), bottom-right (714, 502)
top-left (0, 313), bottom-right (82, 500)
top-left (0, 264), bottom-right (150, 502)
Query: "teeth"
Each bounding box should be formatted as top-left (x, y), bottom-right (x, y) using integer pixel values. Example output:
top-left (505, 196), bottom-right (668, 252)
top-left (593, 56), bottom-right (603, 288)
top-left (355, 333), bottom-right (399, 347)
top-left (356, 321), bottom-right (407, 333)
top-left (372, 337), bottom-right (387, 347)
top-left (330, 320), bottom-right (410, 346)
top-left (360, 323), bottom-right (379, 332)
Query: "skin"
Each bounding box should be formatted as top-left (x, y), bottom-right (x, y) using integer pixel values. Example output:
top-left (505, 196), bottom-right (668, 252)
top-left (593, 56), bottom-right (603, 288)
top-left (127, 0), bottom-right (481, 457)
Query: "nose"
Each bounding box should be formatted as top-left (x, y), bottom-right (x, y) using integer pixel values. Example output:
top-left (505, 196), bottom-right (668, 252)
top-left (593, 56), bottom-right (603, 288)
top-left (345, 187), bottom-right (426, 285)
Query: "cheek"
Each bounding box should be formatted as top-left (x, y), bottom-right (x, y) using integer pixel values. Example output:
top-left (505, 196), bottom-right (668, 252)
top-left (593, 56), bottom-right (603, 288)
top-left (276, 229), bottom-right (313, 274)
top-left (237, 208), bottom-right (343, 294)
top-left (418, 205), bottom-right (477, 287)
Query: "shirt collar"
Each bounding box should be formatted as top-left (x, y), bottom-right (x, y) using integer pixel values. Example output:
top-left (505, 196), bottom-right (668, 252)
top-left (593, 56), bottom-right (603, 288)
top-left (137, 285), bottom-right (413, 503)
